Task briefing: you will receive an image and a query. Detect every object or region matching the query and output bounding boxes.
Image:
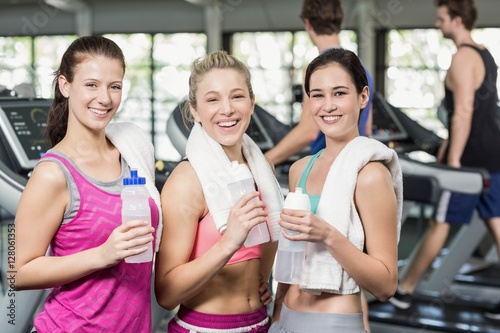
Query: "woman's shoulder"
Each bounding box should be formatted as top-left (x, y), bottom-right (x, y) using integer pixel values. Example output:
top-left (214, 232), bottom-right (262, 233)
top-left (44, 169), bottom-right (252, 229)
top-left (161, 160), bottom-right (206, 217)
top-left (287, 155), bottom-right (314, 185)
top-left (28, 158), bottom-right (68, 192)
top-left (162, 160), bottom-right (201, 194)
top-left (357, 161), bottom-right (392, 190)
top-left (290, 155), bottom-right (313, 174)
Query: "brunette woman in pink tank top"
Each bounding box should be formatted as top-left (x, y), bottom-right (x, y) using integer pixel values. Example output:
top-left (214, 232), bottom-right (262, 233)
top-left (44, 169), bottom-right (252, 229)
top-left (15, 36), bottom-right (159, 332)
top-left (154, 51), bottom-right (276, 332)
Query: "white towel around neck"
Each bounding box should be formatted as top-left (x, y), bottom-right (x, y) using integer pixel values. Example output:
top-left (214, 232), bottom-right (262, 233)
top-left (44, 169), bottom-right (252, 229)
top-left (106, 122), bottom-right (163, 252)
top-left (185, 122), bottom-right (283, 241)
top-left (300, 136), bottom-right (403, 295)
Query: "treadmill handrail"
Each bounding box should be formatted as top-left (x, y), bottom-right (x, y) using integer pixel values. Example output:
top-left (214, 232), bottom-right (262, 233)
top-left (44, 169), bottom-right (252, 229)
top-left (399, 155), bottom-right (489, 195)
top-left (0, 159), bottom-right (26, 216)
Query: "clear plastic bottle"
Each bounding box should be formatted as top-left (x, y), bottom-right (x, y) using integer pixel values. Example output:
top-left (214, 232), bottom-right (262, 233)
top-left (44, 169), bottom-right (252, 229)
top-left (227, 161), bottom-right (270, 247)
top-left (274, 187), bottom-right (310, 284)
top-left (121, 169), bottom-right (153, 263)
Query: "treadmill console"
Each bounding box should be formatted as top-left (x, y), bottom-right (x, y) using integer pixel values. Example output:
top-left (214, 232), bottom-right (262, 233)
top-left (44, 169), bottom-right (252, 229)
top-left (0, 99), bottom-right (51, 172)
top-left (371, 92), bottom-right (408, 143)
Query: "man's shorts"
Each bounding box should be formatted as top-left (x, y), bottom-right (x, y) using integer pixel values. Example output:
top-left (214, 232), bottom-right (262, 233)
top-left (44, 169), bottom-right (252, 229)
top-left (435, 171), bottom-right (500, 225)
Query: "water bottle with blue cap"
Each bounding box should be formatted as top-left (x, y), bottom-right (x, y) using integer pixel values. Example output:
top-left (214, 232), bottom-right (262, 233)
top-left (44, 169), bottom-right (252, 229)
top-left (121, 169), bottom-right (153, 263)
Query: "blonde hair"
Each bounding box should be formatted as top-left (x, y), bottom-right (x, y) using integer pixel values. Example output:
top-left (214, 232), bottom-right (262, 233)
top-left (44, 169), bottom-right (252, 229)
top-left (182, 51), bottom-right (254, 127)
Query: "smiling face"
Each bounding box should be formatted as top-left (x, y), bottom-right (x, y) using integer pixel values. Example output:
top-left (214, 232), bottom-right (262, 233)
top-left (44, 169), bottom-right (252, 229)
top-left (190, 68), bottom-right (254, 148)
top-left (59, 55), bottom-right (124, 133)
top-left (308, 63), bottom-right (368, 142)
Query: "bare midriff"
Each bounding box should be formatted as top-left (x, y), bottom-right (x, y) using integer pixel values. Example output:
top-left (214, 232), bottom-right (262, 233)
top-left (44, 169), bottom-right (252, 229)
top-left (183, 258), bottom-right (262, 314)
top-left (284, 284), bottom-right (362, 314)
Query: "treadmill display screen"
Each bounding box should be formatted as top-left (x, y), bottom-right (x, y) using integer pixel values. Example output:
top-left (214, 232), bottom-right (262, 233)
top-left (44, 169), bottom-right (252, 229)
top-left (371, 92), bottom-right (408, 142)
top-left (0, 100), bottom-right (51, 170)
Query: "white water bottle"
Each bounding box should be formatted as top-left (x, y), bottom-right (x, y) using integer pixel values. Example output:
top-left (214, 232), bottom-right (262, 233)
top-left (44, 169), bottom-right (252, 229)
top-left (227, 161), bottom-right (270, 247)
top-left (121, 169), bottom-right (153, 263)
top-left (274, 187), bottom-right (310, 284)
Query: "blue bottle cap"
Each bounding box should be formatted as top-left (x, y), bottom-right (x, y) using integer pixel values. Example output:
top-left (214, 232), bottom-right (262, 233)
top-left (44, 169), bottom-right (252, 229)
top-left (123, 169), bottom-right (146, 185)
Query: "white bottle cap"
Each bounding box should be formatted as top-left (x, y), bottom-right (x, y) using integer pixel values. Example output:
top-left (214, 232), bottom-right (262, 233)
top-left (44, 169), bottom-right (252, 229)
top-left (227, 161), bottom-right (253, 183)
top-left (283, 187), bottom-right (310, 211)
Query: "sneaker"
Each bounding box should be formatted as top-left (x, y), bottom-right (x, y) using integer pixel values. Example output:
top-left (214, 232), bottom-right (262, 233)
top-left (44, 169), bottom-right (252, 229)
top-left (389, 288), bottom-right (412, 309)
top-left (485, 303), bottom-right (500, 320)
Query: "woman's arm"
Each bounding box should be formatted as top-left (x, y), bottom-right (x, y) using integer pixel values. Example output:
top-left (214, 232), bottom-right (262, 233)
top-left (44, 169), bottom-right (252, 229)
top-left (15, 162), bottom-right (153, 290)
top-left (279, 161), bottom-right (398, 301)
top-left (347, 162), bottom-right (399, 300)
top-left (154, 161), bottom-right (268, 310)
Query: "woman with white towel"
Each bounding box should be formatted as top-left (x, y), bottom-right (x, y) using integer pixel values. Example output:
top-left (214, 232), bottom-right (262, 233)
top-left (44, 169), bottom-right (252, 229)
top-left (155, 51), bottom-right (283, 332)
top-left (269, 48), bottom-right (402, 333)
top-left (15, 36), bottom-right (161, 333)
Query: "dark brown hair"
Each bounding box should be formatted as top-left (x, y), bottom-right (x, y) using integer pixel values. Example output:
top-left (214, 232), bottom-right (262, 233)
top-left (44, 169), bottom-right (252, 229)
top-left (304, 48), bottom-right (367, 97)
top-left (300, 0), bottom-right (343, 35)
top-left (435, 0), bottom-right (477, 30)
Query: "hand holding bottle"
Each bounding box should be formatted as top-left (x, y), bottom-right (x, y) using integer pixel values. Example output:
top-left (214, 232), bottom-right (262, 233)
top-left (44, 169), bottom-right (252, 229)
top-left (121, 169), bottom-right (154, 263)
top-left (274, 187), bottom-right (310, 284)
top-left (98, 219), bottom-right (154, 268)
top-left (223, 191), bottom-right (268, 252)
top-left (227, 161), bottom-right (270, 247)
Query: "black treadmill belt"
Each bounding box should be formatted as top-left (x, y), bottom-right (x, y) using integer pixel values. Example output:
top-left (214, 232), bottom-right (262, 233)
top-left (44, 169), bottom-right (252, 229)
top-left (369, 297), bottom-right (500, 332)
top-left (455, 263), bottom-right (500, 288)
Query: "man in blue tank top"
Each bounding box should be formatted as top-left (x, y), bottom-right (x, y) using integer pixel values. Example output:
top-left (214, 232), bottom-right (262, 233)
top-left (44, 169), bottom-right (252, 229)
top-left (390, 0), bottom-right (500, 319)
top-left (264, 0), bottom-right (374, 166)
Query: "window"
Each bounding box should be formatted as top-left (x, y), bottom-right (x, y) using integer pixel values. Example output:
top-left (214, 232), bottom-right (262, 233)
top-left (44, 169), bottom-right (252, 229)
top-left (386, 28), bottom-right (500, 138)
top-left (231, 30), bottom-right (357, 126)
top-left (0, 37), bottom-right (35, 97)
top-left (0, 33), bottom-right (206, 162)
top-left (151, 33), bottom-right (206, 161)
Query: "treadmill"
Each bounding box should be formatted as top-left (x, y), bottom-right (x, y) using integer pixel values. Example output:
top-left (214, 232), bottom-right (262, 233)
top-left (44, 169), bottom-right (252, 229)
top-left (367, 94), bottom-right (500, 333)
top-left (0, 98), bottom-right (51, 333)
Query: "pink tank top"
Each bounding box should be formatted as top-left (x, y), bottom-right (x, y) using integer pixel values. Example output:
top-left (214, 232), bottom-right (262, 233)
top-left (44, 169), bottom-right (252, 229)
top-left (189, 212), bottom-right (262, 265)
top-left (34, 153), bottom-right (159, 333)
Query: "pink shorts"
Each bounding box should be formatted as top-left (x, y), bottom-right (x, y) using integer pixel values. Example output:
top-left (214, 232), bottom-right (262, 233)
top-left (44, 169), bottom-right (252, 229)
top-left (167, 304), bottom-right (270, 333)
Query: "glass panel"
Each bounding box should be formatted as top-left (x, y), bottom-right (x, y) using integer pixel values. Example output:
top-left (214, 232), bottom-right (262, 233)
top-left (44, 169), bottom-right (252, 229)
top-left (152, 33), bottom-right (207, 161)
top-left (232, 32), bottom-right (293, 68)
top-left (232, 32), bottom-right (292, 123)
top-left (153, 66), bottom-right (190, 161)
top-left (106, 34), bottom-right (152, 66)
top-left (153, 33), bottom-right (206, 68)
top-left (339, 30), bottom-right (358, 54)
top-left (104, 34), bottom-right (153, 136)
top-left (118, 97), bottom-right (153, 133)
top-left (386, 29), bottom-right (451, 137)
top-left (386, 28), bottom-right (500, 139)
top-left (231, 30), bottom-right (357, 127)
top-left (250, 68), bottom-right (292, 123)
top-left (113, 65), bottom-right (152, 131)
top-left (0, 37), bottom-right (34, 96)
top-left (34, 35), bottom-right (76, 98)
top-left (385, 67), bottom-right (447, 138)
top-left (387, 29), bottom-right (454, 69)
top-left (291, 31), bottom-right (317, 84)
